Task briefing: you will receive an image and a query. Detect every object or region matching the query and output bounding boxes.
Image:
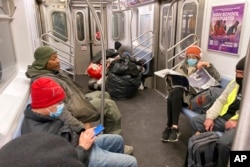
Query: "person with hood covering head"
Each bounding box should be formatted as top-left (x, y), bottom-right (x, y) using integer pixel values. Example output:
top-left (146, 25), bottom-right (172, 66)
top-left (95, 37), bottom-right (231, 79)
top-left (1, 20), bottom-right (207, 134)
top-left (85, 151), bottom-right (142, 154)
top-left (161, 45), bottom-right (221, 142)
top-left (190, 56), bottom-right (246, 167)
top-left (25, 46), bottom-right (122, 135)
top-left (115, 41), bottom-right (133, 57)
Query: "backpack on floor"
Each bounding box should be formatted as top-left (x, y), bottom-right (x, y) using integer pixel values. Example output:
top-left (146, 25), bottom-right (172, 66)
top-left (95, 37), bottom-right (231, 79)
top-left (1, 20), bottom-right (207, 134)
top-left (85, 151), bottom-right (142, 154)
top-left (188, 131), bottom-right (220, 167)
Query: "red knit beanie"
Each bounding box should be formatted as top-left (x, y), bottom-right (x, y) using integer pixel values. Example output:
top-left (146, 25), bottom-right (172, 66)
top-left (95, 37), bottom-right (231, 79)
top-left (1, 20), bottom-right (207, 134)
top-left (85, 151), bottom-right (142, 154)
top-left (186, 45), bottom-right (201, 59)
top-left (31, 77), bottom-right (65, 109)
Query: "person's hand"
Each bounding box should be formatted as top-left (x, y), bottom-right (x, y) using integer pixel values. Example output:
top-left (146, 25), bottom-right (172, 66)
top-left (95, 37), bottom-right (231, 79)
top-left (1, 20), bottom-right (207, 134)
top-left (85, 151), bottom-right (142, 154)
top-left (197, 62), bottom-right (210, 69)
top-left (204, 118), bottom-right (214, 131)
top-left (225, 120), bottom-right (238, 129)
top-left (78, 128), bottom-right (95, 150)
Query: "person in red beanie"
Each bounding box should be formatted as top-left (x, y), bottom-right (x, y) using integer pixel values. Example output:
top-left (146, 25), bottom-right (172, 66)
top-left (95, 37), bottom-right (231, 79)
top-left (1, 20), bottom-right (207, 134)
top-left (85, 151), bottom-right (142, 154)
top-left (161, 45), bottom-right (221, 142)
top-left (25, 46), bottom-right (133, 154)
top-left (25, 46), bottom-right (121, 132)
top-left (21, 77), bottom-right (138, 167)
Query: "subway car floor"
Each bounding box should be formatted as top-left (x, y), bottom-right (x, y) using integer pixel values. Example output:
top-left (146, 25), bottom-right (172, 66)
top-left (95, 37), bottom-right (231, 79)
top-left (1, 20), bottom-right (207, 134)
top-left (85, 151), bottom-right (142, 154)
top-left (76, 74), bottom-right (192, 167)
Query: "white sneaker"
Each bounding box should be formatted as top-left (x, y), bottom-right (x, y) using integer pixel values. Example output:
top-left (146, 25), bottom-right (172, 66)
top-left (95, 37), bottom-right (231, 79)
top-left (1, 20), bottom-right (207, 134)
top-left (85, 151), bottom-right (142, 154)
top-left (124, 145), bottom-right (134, 155)
top-left (138, 82), bottom-right (144, 90)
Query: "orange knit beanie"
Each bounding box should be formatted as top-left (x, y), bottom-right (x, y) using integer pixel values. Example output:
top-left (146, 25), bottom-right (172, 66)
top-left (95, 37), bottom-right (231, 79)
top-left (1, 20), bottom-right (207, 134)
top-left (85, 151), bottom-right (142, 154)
top-left (186, 45), bottom-right (201, 59)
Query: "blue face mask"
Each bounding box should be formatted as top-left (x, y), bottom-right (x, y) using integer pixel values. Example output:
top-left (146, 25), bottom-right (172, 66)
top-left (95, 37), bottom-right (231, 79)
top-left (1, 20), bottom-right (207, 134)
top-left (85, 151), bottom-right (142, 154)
top-left (49, 103), bottom-right (64, 118)
top-left (187, 58), bottom-right (198, 66)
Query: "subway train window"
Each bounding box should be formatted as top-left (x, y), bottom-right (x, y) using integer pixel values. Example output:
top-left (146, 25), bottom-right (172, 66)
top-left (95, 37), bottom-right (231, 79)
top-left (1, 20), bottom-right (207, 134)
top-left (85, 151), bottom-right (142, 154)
top-left (138, 5), bottom-right (154, 48)
top-left (112, 12), bottom-right (124, 40)
top-left (52, 11), bottom-right (68, 42)
top-left (0, 19), bottom-right (17, 92)
top-left (180, 2), bottom-right (198, 49)
top-left (94, 11), bottom-right (101, 41)
top-left (76, 11), bottom-right (85, 41)
top-left (161, 5), bottom-right (173, 48)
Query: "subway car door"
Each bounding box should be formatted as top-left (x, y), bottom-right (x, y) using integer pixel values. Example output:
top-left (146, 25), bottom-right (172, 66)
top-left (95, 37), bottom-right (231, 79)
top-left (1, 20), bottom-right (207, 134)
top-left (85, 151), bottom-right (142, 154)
top-left (156, 0), bottom-right (199, 95)
top-left (73, 7), bottom-right (105, 75)
top-left (38, 2), bottom-right (74, 72)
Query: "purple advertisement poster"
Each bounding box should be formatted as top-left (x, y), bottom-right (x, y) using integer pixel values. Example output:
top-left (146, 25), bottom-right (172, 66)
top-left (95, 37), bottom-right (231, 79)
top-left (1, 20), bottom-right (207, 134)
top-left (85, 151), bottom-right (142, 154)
top-left (208, 3), bottom-right (245, 55)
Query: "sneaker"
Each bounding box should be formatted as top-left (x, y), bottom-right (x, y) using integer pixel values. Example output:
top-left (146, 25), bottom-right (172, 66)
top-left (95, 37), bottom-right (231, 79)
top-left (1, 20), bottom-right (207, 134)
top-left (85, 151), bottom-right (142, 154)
top-left (124, 145), bottom-right (134, 155)
top-left (161, 127), bottom-right (171, 142)
top-left (168, 127), bottom-right (180, 142)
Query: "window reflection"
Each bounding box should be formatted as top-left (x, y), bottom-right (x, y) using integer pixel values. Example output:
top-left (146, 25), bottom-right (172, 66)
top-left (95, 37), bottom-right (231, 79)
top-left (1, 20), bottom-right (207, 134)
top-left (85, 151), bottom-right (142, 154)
top-left (95, 11), bottom-right (101, 41)
top-left (161, 5), bottom-right (172, 48)
top-left (0, 19), bottom-right (16, 92)
top-left (139, 14), bottom-right (151, 47)
top-left (52, 11), bottom-right (68, 42)
top-left (76, 12), bottom-right (85, 41)
top-left (180, 2), bottom-right (197, 49)
top-left (112, 13), bottom-right (124, 40)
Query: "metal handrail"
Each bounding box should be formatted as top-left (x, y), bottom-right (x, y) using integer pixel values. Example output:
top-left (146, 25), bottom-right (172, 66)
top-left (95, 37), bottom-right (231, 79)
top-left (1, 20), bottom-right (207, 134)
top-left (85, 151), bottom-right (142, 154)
top-left (167, 34), bottom-right (199, 70)
top-left (86, 0), bottom-right (106, 125)
top-left (40, 31), bottom-right (75, 76)
top-left (111, 0), bottom-right (154, 12)
top-left (131, 30), bottom-right (154, 65)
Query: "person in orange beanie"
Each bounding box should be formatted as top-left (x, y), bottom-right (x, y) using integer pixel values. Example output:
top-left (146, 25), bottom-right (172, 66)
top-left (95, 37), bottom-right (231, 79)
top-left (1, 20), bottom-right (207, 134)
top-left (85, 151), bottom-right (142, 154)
top-left (161, 45), bottom-right (221, 142)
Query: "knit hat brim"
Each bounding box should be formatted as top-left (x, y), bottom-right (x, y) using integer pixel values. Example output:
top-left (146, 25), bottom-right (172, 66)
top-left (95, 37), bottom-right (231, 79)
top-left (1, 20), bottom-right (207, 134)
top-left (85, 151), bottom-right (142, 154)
top-left (186, 45), bottom-right (201, 59)
top-left (32, 46), bottom-right (57, 70)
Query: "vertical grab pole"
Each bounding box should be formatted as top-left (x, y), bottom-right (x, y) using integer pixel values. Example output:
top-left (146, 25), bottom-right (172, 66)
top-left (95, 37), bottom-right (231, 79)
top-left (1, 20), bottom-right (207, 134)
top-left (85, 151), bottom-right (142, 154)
top-left (85, 0), bottom-right (106, 125)
top-left (232, 39), bottom-right (250, 150)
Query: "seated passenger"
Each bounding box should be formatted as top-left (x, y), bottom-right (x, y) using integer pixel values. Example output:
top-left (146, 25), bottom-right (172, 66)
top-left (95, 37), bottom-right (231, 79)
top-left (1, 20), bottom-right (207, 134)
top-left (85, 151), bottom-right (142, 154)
top-left (161, 45), bottom-right (221, 142)
top-left (21, 77), bottom-right (138, 167)
top-left (25, 46), bottom-right (121, 135)
top-left (190, 56), bottom-right (245, 167)
top-left (115, 41), bottom-right (132, 57)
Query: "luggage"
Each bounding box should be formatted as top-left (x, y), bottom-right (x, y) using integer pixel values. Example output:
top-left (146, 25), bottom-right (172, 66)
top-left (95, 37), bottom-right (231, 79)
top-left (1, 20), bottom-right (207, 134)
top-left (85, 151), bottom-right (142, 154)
top-left (188, 131), bottom-right (220, 167)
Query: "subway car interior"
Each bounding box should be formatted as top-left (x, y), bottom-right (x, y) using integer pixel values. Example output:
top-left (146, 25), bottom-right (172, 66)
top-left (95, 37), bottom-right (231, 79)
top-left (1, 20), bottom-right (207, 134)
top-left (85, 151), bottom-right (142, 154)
top-left (1, 0), bottom-right (250, 166)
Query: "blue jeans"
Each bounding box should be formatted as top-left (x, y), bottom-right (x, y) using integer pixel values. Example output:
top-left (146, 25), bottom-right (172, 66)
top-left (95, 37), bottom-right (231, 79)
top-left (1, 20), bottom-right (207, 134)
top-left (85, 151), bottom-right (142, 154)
top-left (88, 134), bottom-right (138, 167)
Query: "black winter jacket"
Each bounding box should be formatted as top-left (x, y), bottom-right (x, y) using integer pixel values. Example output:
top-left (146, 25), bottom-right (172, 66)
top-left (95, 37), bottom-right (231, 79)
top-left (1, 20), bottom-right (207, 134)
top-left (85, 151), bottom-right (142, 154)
top-left (21, 104), bottom-right (91, 166)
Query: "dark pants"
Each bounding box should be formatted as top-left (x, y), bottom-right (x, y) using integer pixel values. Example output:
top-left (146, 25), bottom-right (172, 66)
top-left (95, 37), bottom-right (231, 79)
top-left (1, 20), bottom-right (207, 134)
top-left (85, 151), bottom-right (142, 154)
top-left (166, 87), bottom-right (184, 127)
top-left (190, 114), bottom-right (236, 167)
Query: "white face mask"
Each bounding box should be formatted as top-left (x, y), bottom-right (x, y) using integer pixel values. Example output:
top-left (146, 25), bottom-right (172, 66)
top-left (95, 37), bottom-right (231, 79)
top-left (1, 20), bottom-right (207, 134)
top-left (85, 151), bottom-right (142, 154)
top-left (49, 103), bottom-right (64, 118)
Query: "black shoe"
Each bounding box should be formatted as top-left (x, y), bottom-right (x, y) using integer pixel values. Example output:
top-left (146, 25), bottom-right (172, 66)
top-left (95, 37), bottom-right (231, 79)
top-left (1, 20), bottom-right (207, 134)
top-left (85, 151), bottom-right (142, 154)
top-left (168, 128), bottom-right (180, 142)
top-left (161, 127), bottom-right (171, 142)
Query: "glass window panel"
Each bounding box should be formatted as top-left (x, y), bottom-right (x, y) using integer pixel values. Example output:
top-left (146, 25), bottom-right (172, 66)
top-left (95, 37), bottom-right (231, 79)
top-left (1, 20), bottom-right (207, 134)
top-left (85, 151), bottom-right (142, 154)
top-left (180, 2), bottom-right (197, 49)
top-left (139, 14), bottom-right (151, 47)
top-left (76, 12), bottom-right (85, 41)
top-left (112, 13), bottom-right (124, 40)
top-left (161, 5), bottom-right (172, 48)
top-left (112, 13), bottom-right (119, 39)
top-left (0, 20), bottom-right (16, 92)
top-left (94, 11), bottom-right (101, 41)
top-left (52, 11), bottom-right (68, 42)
